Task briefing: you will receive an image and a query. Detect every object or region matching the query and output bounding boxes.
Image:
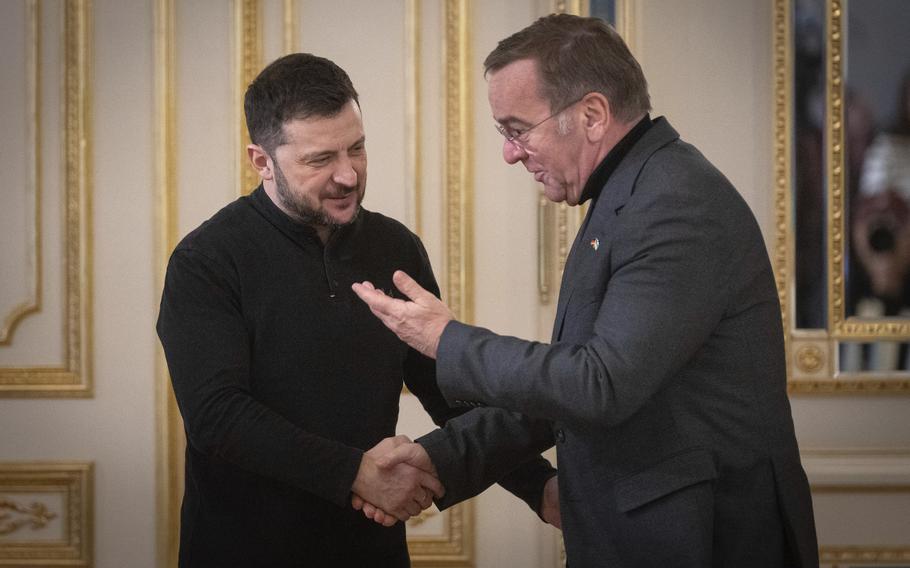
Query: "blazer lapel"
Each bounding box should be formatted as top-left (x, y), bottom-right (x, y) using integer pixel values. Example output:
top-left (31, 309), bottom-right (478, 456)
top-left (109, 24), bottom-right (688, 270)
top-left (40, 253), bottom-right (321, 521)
top-left (551, 205), bottom-right (595, 341)
top-left (549, 118), bottom-right (681, 343)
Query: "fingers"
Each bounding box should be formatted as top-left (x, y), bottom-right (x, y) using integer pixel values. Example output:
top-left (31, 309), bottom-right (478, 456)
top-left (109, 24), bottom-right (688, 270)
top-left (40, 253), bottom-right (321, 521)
top-left (392, 270), bottom-right (433, 303)
top-left (376, 442), bottom-right (429, 471)
top-left (351, 282), bottom-right (399, 314)
top-left (351, 493), bottom-right (364, 511)
top-left (362, 501), bottom-right (399, 527)
top-left (418, 471), bottom-right (445, 500)
top-left (377, 510), bottom-right (397, 527)
top-left (417, 488), bottom-right (433, 510)
top-left (365, 434), bottom-right (412, 459)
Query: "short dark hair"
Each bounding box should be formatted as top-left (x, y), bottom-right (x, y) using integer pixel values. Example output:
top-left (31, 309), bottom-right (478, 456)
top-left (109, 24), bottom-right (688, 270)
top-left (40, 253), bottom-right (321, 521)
top-left (484, 14), bottom-right (650, 122)
top-left (244, 53), bottom-right (359, 155)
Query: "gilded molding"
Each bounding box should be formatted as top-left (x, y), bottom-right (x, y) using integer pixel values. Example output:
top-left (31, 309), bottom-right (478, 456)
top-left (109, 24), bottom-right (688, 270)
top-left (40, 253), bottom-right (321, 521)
top-left (234, 0), bottom-right (262, 196)
top-left (0, 0), bottom-right (42, 347)
top-left (827, 0), bottom-right (846, 334)
top-left (775, 0), bottom-right (909, 392)
top-left (406, 0), bottom-right (422, 235)
top-left (0, 0), bottom-right (93, 397)
top-left (408, 500), bottom-right (473, 566)
top-left (795, 344), bottom-right (824, 374)
top-left (614, 0), bottom-right (634, 50)
top-left (772, 0), bottom-right (792, 370)
top-left (153, 0), bottom-right (182, 566)
top-left (0, 462), bottom-right (92, 566)
top-left (444, 0), bottom-right (474, 324)
top-left (820, 547), bottom-right (910, 564)
top-left (538, 191), bottom-right (554, 303)
top-left (282, 0), bottom-right (295, 54)
top-left (824, 0), bottom-right (910, 339)
top-left (0, 498), bottom-right (56, 535)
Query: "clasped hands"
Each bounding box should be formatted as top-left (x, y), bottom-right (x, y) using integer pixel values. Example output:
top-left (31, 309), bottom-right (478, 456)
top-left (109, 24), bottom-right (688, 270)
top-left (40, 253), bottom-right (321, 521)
top-left (351, 435), bottom-right (441, 527)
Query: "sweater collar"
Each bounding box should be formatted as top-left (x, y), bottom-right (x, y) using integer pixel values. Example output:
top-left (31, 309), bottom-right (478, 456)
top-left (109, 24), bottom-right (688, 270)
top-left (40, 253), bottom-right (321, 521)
top-left (578, 114), bottom-right (653, 204)
top-left (248, 185), bottom-right (362, 249)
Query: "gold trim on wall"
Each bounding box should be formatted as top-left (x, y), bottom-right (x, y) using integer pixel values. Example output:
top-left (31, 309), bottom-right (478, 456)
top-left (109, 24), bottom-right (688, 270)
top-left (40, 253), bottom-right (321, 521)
top-left (234, 0), bottom-right (262, 196)
top-left (814, 484), bottom-right (910, 566)
top-left (406, 0), bottom-right (423, 235)
top-left (154, 0), bottom-right (182, 566)
top-left (804, 449), bottom-right (910, 564)
top-left (444, 0), bottom-right (474, 325)
top-left (408, 501), bottom-right (473, 565)
top-left (282, 0), bottom-right (295, 54)
top-left (772, 0), bottom-right (793, 376)
top-left (0, 462), bottom-right (93, 566)
top-left (0, 0), bottom-right (42, 347)
top-left (0, 0), bottom-right (93, 398)
top-left (822, 547), bottom-right (910, 566)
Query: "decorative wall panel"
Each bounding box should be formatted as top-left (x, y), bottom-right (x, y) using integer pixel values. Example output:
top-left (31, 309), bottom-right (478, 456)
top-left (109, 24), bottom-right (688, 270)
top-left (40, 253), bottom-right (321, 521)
top-left (0, 462), bottom-right (93, 566)
top-left (0, 0), bottom-right (93, 397)
top-left (805, 449), bottom-right (910, 567)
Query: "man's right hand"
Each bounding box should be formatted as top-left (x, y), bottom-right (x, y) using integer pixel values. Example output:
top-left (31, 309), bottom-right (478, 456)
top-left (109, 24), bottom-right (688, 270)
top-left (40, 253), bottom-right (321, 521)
top-left (350, 437), bottom-right (444, 526)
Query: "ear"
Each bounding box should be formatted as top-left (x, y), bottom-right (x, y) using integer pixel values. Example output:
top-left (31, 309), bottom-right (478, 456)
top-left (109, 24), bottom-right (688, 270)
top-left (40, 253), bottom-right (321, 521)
top-left (247, 144), bottom-right (274, 181)
top-left (580, 92), bottom-right (611, 143)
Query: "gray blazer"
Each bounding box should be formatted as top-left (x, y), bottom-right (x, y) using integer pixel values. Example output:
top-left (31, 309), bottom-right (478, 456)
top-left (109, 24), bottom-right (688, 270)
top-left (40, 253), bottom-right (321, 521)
top-left (419, 118), bottom-right (818, 567)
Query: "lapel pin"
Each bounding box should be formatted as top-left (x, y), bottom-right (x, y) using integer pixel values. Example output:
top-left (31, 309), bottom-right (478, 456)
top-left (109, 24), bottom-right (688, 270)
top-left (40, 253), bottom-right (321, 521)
top-left (590, 237), bottom-right (600, 251)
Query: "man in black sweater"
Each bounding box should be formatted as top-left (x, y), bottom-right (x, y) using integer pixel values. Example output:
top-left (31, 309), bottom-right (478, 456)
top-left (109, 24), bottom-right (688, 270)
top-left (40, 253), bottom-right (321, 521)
top-left (157, 54), bottom-right (556, 567)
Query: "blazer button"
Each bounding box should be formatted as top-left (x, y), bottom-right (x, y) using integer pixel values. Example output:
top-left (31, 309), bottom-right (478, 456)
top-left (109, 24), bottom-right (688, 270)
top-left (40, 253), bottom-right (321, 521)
top-left (555, 429), bottom-right (566, 443)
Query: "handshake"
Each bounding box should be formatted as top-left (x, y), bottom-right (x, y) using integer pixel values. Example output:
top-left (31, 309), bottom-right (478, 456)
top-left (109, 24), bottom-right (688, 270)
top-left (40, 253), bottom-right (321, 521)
top-left (350, 435), bottom-right (563, 529)
top-left (350, 435), bottom-right (442, 527)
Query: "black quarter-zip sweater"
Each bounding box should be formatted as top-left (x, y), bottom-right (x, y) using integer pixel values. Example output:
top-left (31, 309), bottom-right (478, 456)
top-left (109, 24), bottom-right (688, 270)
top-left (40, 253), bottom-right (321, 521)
top-left (157, 187), bottom-right (553, 567)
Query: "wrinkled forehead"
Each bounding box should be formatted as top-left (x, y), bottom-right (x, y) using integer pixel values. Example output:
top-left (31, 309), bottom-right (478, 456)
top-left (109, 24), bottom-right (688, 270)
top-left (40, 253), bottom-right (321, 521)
top-left (487, 59), bottom-right (550, 121)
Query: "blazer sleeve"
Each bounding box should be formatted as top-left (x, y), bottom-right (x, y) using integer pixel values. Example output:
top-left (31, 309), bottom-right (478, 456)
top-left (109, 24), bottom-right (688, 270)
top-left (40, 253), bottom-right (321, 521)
top-left (416, 408), bottom-right (556, 512)
top-left (434, 161), bottom-right (746, 431)
top-left (157, 247), bottom-right (363, 508)
top-left (403, 235), bottom-right (557, 513)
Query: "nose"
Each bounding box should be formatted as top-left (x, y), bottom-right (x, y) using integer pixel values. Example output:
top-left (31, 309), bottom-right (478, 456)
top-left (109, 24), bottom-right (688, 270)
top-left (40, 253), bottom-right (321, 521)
top-left (333, 158), bottom-right (358, 188)
top-left (502, 138), bottom-right (527, 165)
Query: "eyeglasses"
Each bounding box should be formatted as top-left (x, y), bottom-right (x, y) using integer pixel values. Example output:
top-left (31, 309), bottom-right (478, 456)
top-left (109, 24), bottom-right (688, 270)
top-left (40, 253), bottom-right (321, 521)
top-left (494, 98), bottom-right (582, 148)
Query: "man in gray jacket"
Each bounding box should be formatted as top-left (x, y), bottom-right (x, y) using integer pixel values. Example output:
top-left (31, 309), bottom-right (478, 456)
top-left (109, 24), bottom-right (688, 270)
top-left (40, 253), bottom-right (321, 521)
top-left (353, 14), bottom-right (818, 567)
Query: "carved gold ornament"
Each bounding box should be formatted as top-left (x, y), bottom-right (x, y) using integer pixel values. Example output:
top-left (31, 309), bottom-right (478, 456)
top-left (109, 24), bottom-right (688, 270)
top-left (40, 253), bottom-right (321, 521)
top-left (0, 498), bottom-right (57, 536)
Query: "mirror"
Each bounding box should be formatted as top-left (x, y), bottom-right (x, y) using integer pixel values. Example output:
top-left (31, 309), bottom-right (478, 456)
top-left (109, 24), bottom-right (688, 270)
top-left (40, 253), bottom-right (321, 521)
top-left (777, 0), bottom-right (910, 391)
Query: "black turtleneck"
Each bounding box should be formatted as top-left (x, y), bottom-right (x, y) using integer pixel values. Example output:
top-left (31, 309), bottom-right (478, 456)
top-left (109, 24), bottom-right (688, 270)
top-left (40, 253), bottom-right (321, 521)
top-left (157, 186), bottom-right (554, 566)
top-left (579, 114), bottom-right (653, 204)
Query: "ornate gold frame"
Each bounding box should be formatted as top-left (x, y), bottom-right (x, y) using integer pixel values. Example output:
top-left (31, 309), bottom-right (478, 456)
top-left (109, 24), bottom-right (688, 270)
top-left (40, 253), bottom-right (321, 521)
top-left (443, 0), bottom-right (474, 325)
top-left (0, 462), bottom-right (93, 566)
top-left (0, 0), bottom-right (42, 347)
top-left (0, 0), bottom-right (93, 398)
top-left (773, 0), bottom-right (910, 393)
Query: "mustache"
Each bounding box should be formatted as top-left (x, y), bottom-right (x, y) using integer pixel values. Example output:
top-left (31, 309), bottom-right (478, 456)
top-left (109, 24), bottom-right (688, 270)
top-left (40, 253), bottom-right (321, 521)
top-left (325, 183), bottom-right (360, 197)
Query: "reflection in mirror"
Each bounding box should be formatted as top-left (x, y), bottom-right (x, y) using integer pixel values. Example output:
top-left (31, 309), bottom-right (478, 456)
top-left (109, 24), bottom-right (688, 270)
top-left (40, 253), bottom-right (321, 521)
top-left (793, 0), bottom-right (827, 329)
top-left (840, 340), bottom-right (910, 373)
top-left (844, 1), bottom-right (910, 321)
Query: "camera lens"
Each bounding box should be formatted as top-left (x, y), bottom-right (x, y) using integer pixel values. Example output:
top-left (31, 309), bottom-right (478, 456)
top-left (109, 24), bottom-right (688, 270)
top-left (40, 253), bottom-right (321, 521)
top-left (869, 226), bottom-right (896, 252)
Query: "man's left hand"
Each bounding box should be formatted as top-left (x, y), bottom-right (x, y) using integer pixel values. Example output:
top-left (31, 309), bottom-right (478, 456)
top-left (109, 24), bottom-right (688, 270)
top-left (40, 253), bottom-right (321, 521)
top-left (352, 270), bottom-right (454, 359)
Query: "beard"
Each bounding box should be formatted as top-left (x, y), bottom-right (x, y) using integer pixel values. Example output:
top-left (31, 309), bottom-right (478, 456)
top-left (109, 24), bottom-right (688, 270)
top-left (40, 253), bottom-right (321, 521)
top-left (272, 159), bottom-right (362, 230)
